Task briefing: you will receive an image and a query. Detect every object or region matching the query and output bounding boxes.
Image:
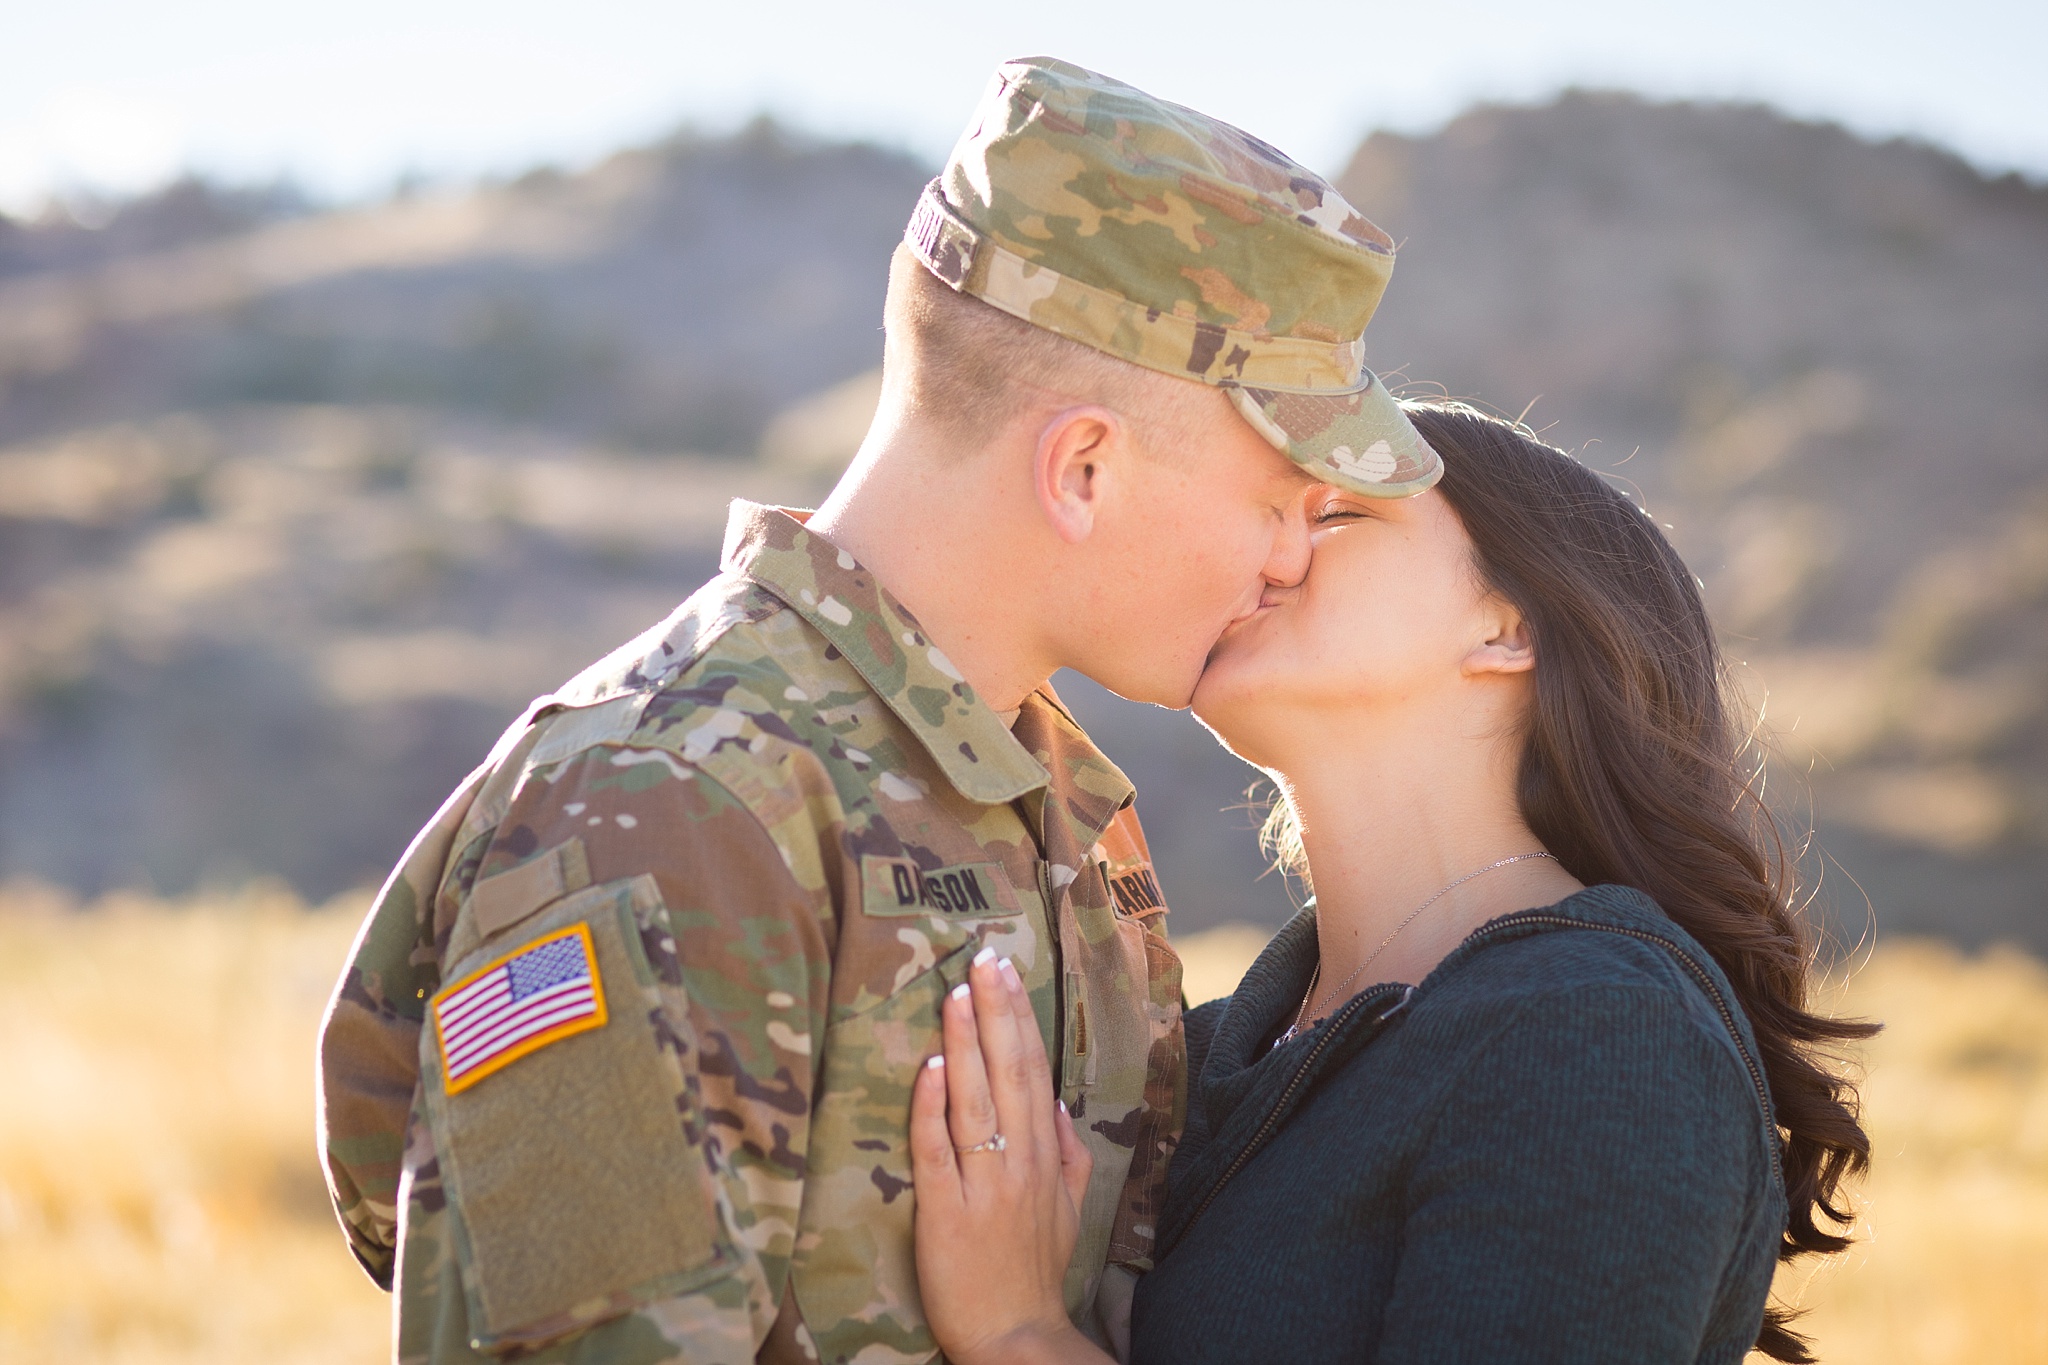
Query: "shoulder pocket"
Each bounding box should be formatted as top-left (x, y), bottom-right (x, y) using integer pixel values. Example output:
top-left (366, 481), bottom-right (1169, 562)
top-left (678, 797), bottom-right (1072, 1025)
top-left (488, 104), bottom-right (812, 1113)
top-left (420, 875), bottom-right (735, 1354)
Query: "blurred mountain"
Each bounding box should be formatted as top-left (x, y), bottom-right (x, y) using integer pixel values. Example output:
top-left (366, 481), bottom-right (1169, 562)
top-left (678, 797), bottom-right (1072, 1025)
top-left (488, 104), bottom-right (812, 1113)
top-left (0, 118), bottom-right (922, 901)
top-left (0, 119), bottom-right (925, 453)
top-left (1340, 93), bottom-right (2048, 946)
top-left (0, 177), bottom-right (316, 278)
top-left (0, 96), bottom-right (2042, 948)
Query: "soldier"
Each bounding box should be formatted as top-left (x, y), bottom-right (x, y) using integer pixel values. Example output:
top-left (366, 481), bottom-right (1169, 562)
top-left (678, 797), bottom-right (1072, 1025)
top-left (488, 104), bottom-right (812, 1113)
top-left (317, 56), bottom-right (1441, 1365)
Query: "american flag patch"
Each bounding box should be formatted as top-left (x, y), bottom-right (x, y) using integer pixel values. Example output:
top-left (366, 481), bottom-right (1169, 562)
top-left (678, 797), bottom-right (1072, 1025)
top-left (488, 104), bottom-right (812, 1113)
top-left (433, 924), bottom-right (608, 1094)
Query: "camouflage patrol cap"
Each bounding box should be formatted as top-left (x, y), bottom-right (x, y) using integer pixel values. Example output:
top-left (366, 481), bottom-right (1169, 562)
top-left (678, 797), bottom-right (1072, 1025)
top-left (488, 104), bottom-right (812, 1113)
top-left (906, 56), bottom-right (1442, 498)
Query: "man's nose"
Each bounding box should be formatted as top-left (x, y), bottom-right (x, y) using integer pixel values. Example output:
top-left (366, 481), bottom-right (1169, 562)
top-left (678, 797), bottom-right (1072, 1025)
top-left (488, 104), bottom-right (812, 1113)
top-left (1263, 496), bottom-right (1314, 588)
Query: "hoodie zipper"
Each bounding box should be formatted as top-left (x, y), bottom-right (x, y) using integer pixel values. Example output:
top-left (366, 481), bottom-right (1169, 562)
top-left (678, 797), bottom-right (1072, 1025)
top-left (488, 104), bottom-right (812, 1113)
top-left (1173, 912), bottom-right (1782, 1247)
top-left (1176, 983), bottom-right (1414, 1238)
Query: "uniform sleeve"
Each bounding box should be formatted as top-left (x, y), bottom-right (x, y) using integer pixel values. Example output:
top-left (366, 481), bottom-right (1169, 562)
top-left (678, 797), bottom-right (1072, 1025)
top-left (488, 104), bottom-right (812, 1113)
top-left (317, 761), bottom-right (492, 1288)
top-left (1374, 985), bottom-right (1766, 1365)
top-left (333, 737), bottom-right (835, 1365)
top-left (553, 744), bottom-right (836, 1330)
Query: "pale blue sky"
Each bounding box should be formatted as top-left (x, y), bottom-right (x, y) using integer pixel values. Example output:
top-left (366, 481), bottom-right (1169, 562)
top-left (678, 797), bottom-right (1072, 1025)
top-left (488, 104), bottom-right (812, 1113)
top-left (3, 0), bottom-right (2043, 214)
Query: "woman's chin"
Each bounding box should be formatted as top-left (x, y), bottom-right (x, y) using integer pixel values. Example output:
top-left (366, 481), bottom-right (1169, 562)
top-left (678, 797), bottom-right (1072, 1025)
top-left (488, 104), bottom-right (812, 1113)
top-left (1188, 657), bottom-right (1236, 717)
top-left (1189, 668), bottom-right (1265, 760)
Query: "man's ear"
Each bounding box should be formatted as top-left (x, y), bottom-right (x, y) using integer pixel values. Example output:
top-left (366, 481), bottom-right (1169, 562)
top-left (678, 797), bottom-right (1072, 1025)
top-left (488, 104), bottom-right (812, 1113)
top-left (1463, 601), bottom-right (1537, 678)
top-left (1033, 406), bottom-right (1121, 545)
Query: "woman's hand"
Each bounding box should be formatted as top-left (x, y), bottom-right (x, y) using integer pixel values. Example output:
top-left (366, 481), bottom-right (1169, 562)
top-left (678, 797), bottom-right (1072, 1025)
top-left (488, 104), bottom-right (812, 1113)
top-left (910, 947), bottom-right (1112, 1365)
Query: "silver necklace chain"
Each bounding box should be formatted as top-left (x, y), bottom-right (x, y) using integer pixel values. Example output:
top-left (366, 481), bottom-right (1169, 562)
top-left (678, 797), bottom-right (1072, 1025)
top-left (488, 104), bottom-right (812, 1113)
top-left (1274, 851), bottom-right (1559, 1049)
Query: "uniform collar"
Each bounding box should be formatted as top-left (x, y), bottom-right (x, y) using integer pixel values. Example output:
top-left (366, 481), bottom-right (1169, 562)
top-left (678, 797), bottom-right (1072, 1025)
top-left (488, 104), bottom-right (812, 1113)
top-left (721, 501), bottom-right (1051, 805)
top-left (1009, 682), bottom-right (1138, 876)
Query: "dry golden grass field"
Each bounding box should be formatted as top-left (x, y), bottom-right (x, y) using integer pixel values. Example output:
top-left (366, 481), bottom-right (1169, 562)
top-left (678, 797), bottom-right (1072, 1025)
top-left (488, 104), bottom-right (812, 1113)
top-left (1, 888), bottom-right (2044, 1363)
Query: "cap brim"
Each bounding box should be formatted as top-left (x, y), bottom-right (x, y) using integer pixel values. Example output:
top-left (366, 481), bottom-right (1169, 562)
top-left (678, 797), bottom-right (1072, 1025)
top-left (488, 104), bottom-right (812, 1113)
top-left (1225, 370), bottom-right (1442, 497)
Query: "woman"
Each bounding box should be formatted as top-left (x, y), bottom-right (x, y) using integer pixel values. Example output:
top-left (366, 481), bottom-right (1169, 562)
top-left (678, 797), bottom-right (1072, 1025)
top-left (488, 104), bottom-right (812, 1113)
top-left (907, 402), bottom-right (1874, 1364)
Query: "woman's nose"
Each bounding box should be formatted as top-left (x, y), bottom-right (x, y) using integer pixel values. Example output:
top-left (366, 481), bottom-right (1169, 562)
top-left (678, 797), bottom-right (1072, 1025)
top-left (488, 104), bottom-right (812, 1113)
top-left (1264, 498), bottom-right (1315, 588)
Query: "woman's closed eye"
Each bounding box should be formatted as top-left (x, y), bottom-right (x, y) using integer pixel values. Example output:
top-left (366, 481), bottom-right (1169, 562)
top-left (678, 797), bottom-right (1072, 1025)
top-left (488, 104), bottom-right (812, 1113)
top-left (1311, 499), bottom-right (1373, 525)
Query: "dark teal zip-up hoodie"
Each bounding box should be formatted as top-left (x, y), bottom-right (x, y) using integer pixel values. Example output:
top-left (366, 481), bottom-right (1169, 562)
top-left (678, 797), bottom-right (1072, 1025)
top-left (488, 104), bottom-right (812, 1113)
top-left (1133, 885), bottom-right (1785, 1365)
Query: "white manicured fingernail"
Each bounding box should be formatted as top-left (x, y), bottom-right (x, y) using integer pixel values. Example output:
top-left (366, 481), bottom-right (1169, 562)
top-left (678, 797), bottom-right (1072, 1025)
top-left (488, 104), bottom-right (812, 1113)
top-left (951, 983), bottom-right (971, 1001)
top-left (1057, 1099), bottom-right (1068, 1115)
top-left (927, 1054), bottom-right (945, 1070)
top-left (972, 946), bottom-right (996, 967)
top-left (998, 957), bottom-right (1021, 989)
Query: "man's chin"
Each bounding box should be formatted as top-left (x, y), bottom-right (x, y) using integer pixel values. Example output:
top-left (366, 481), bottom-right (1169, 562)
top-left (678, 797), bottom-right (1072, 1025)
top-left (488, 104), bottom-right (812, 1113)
top-left (1082, 661), bottom-right (1203, 712)
top-left (1125, 677), bottom-right (1201, 711)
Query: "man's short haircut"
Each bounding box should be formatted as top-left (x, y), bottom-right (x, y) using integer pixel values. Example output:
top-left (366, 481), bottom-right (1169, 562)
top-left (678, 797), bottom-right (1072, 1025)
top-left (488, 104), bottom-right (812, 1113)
top-left (882, 243), bottom-right (1175, 446)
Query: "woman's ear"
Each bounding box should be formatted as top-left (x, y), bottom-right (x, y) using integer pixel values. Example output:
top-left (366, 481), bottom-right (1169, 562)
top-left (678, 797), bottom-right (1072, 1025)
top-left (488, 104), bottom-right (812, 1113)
top-left (1033, 406), bottom-right (1120, 545)
top-left (1463, 601), bottom-right (1537, 678)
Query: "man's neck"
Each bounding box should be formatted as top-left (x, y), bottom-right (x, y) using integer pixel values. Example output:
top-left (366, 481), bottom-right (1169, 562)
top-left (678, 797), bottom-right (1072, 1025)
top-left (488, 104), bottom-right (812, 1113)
top-left (807, 427), bottom-right (1055, 714)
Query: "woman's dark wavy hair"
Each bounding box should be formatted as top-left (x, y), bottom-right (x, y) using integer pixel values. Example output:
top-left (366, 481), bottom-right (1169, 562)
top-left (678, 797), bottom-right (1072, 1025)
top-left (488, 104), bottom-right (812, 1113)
top-left (1271, 401), bottom-right (1875, 1360)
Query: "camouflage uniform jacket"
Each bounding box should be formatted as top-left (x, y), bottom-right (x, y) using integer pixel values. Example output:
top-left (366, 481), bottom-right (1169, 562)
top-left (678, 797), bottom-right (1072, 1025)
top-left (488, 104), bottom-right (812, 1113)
top-left (318, 501), bottom-right (1187, 1365)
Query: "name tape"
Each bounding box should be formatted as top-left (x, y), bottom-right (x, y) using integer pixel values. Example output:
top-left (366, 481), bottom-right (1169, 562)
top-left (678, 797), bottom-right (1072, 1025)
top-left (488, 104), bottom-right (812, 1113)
top-left (860, 855), bottom-right (1021, 919)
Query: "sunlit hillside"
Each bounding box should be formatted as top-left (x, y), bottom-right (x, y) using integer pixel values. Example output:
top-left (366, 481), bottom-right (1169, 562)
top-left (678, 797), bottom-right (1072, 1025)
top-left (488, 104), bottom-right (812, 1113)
top-left (1, 893), bottom-right (2042, 1363)
top-left (4, 98), bottom-right (2046, 949)
top-left (0, 886), bottom-right (389, 1364)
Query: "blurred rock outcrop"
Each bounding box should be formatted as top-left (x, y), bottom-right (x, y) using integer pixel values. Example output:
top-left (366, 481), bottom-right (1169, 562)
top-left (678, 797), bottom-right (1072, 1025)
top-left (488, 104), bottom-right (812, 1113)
top-left (1343, 93), bottom-right (2048, 945)
top-left (0, 96), bottom-right (2042, 946)
top-left (0, 119), bottom-right (924, 454)
top-left (758, 368), bottom-right (884, 477)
